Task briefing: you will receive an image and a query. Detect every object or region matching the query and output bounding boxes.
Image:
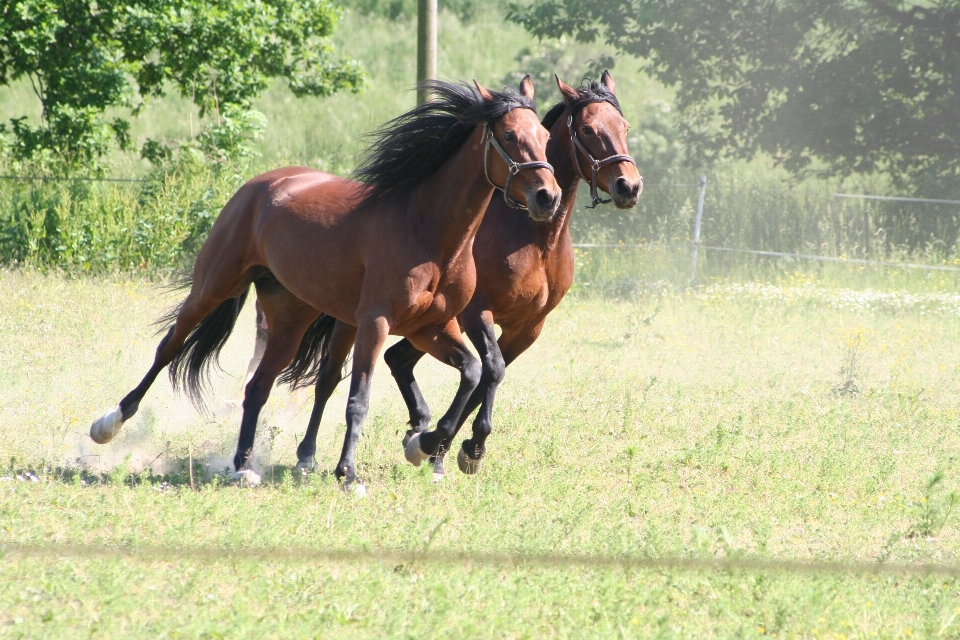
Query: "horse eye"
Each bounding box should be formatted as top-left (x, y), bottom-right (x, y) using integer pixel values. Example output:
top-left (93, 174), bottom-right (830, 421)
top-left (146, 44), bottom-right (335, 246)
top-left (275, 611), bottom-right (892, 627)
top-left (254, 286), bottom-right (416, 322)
top-left (582, 125), bottom-right (595, 136)
top-left (503, 130), bottom-right (516, 143)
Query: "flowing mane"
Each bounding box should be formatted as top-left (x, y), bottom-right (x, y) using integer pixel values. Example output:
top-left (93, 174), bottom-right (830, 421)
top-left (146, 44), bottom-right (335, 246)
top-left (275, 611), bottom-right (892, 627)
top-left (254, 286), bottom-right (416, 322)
top-left (540, 79), bottom-right (623, 130)
top-left (354, 79), bottom-right (537, 199)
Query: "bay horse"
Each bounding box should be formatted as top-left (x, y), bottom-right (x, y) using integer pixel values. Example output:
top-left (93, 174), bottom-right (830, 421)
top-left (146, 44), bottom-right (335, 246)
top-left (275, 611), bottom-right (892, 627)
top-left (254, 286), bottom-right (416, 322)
top-left (89, 78), bottom-right (561, 487)
top-left (275, 71), bottom-right (641, 475)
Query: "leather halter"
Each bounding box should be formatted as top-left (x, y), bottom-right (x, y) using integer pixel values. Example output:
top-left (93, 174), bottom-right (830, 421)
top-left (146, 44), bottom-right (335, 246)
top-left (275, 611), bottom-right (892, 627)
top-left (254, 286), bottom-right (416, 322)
top-left (567, 113), bottom-right (637, 208)
top-left (483, 121), bottom-right (554, 210)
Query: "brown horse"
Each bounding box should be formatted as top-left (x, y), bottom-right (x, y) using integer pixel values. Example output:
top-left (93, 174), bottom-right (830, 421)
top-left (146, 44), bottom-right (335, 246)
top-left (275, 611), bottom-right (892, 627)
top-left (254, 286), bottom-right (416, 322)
top-left (277, 72), bottom-right (641, 475)
top-left (89, 78), bottom-right (561, 488)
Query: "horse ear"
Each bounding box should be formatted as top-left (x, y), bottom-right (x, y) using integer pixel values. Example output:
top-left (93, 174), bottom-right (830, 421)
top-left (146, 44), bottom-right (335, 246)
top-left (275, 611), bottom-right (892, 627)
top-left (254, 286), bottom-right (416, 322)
top-left (518, 74), bottom-right (535, 100)
top-left (601, 69), bottom-right (616, 94)
top-left (555, 75), bottom-right (579, 106)
top-left (474, 80), bottom-right (495, 102)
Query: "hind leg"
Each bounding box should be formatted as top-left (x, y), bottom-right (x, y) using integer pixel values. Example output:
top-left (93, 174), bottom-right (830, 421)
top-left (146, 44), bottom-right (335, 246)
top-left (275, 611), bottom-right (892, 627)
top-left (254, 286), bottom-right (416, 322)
top-left (241, 298), bottom-right (269, 393)
top-left (90, 288), bottom-right (236, 444)
top-left (295, 320), bottom-right (357, 470)
top-left (383, 339), bottom-right (430, 447)
top-left (233, 288), bottom-right (318, 478)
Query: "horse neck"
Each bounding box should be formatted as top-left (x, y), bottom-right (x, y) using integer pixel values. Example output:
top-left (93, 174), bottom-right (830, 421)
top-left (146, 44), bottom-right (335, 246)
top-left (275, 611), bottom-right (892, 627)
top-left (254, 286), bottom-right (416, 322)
top-left (535, 108), bottom-right (581, 253)
top-left (408, 125), bottom-right (494, 266)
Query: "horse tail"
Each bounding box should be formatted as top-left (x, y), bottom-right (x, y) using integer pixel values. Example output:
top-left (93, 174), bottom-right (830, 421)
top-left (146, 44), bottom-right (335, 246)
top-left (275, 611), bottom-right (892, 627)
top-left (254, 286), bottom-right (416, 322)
top-left (277, 313), bottom-right (339, 389)
top-left (161, 278), bottom-right (250, 410)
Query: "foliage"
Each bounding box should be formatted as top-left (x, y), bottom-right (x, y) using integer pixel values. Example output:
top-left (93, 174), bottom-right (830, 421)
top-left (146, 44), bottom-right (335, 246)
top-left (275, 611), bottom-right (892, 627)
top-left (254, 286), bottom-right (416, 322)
top-left (0, 0), bottom-right (364, 173)
top-left (507, 0), bottom-right (960, 195)
top-left (0, 155), bottom-right (248, 273)
top-left (343, 0), bottom-right (506, 23)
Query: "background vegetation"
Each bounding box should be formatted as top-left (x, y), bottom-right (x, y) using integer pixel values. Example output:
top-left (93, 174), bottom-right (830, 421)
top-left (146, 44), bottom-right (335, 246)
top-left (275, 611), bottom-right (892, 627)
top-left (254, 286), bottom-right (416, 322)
top-left (1, 1), bottom-right (958, 278)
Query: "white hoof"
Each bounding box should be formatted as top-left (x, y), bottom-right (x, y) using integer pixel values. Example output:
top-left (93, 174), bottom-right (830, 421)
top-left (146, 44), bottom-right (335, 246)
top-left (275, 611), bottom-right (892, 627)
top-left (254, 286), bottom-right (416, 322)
top-left (432, 472), bottom-right (445, 483)
top-left (295, 457), bottom-right (317, 473)
top-left (90, 406), bottom-right (124, 444)
top-left (404, 432), bottom-right (432, 467)
top-left (351, 482), bottom-right (367, 498)
top-left (457, 447), bottom-right (482, 475)
top-left (231, 468), bottom-right (261, 487)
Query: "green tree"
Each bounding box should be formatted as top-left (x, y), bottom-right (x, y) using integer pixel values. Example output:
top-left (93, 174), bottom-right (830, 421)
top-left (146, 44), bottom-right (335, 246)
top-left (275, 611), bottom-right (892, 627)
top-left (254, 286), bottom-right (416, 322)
top-left (508, 0), bottom-right (960, 193)
top-left (0, 0), bottom-right (365, 172)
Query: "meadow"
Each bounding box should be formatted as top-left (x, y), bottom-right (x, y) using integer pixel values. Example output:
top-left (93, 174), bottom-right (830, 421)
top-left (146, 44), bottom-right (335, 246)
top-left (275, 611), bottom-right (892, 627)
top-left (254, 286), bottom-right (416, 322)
top-left (4, 3), bottom-right (960, 637)
top-left (3, 263), bottom-right (960, 637)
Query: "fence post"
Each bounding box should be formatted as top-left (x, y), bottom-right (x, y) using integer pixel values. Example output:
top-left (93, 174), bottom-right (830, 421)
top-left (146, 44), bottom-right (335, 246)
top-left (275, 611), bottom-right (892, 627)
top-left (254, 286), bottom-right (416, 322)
top-left (416, 0), bottom-right (438, 105)
top-left (689, 174), bottom-right (708, 283)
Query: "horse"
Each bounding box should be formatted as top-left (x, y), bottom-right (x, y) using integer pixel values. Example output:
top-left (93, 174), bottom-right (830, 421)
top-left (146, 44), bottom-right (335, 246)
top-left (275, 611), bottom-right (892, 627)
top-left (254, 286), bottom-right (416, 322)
top-left (89, 77), bottom-right (561, 488)
top-left (271, 71), bottom-right (641, 476)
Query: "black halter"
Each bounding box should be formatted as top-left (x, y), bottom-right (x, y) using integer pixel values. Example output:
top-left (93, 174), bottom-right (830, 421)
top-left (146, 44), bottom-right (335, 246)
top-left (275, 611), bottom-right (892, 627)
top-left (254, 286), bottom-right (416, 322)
top-left (483, 122), bottom-right (554, 210)
top-left (567, 113), bottom-right (637, 208)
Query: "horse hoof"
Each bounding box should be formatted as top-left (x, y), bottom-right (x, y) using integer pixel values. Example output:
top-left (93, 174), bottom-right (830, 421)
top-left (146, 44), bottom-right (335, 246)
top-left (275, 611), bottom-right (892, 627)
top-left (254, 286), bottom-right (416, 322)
top-left (404, 432), bottom-right (431, 467)
top-left (345, 482), bottom-right (367, 498)
top-left (295, 456), bottom-right (317, 474)
top-left (457, 446), bottom-right (482, 475)
top-left (90, 406), bottom-right (123, 444)
top-left (432, 472), bottom-right (445, 483)
top-left (231, 468), bottom-right (261, 487)
top-left (401, 429), bottom-right (415, 448)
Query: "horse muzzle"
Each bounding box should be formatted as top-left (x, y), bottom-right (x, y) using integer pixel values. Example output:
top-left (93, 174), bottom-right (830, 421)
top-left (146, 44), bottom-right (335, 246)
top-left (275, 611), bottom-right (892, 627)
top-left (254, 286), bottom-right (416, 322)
top-left (527, 187), bottom-right (561, 221)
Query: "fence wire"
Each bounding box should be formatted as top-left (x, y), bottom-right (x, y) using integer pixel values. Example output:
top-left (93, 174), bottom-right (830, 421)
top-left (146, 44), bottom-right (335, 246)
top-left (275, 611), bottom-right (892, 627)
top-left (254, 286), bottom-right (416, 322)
top-left (3, 543), bottom-right (960, 578)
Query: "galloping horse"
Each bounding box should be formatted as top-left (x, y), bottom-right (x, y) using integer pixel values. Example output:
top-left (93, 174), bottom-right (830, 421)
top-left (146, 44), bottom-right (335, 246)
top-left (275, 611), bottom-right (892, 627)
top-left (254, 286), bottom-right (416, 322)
top-left (274, 72), bottom-right (641, 475)
top-left (90, 78), bottom-right (561, 487)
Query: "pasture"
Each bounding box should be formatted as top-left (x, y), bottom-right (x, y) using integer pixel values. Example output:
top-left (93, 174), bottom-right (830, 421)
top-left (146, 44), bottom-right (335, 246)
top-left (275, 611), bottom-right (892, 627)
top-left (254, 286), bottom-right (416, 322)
top-left (3, 265), bottom-right (960, 637)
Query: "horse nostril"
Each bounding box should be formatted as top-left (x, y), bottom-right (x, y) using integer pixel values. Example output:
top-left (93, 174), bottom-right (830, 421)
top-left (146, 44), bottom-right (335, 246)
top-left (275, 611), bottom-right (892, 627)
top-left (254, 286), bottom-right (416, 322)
top-left (535, 188), bottom-right (554, 210)
top-left (615, 177), bottom-right (640, 200)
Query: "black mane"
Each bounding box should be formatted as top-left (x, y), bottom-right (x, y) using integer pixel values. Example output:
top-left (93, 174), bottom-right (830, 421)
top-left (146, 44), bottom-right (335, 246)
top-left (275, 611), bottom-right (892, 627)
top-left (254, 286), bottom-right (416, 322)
top-left (541, 79), bottom-right (623, 130)
top-left (354, 80), bottom-right (536, 199)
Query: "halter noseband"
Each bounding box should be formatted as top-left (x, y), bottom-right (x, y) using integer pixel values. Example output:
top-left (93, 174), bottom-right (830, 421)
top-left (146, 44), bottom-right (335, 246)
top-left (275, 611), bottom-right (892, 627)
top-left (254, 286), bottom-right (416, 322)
top-left (567, 113), bottom-right (637, 209)
top-left (483, 121), bottom-right (554, 210)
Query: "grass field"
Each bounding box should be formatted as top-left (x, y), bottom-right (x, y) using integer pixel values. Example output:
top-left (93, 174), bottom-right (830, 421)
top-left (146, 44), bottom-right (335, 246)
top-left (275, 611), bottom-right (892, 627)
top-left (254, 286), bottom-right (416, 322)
top-left (3, 266), bottom-right (960, 637)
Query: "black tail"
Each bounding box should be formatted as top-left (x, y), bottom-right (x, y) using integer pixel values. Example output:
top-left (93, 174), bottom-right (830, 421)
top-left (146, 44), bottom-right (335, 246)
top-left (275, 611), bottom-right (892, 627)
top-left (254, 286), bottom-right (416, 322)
top-left (277, 313), bottom-right (340, 389)
top-left (164, 286), bottom-right (250, 411)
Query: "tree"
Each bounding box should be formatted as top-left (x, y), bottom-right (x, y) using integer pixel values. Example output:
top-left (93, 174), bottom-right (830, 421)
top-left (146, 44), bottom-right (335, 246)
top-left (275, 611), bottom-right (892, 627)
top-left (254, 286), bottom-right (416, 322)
top-left (508, 0), bottom-right (960, 192)
top-left (0, 0), bottom-right (365, 172)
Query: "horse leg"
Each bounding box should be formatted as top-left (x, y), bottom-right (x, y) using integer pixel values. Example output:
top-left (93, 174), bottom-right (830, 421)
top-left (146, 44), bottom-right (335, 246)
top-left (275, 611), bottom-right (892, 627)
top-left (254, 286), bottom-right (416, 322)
top-left (295, 320), bottom-right (357, 470)
top-left (383, 339), bottom-right (430, 447)
top-left (241, 298), bottom-right (269, 392)
top-left (403, 319), bottom-right (482, 465)
top-left (335, 316), bottom-right (389, 489)
top-left (90, 287), bottom-right (236, 444)
top-left (434, 318), bottom-right (543, 476)
top-left (232, 288), bottom-right (318, 483)
top-left (436, 310), bottom-right (503, 475)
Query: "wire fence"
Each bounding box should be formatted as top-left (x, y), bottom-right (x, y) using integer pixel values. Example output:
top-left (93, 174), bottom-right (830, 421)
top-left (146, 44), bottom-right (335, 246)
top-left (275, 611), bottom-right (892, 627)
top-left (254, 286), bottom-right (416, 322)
top-left (3, 543), bottom-right (960, 578)
top-left (571, 178), bottom-right (960, 281)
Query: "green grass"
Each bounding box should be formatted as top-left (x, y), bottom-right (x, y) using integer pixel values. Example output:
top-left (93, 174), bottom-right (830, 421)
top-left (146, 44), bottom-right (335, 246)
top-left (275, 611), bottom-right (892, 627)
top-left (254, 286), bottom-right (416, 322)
top-left (3, 269), bottom-right (960, 636)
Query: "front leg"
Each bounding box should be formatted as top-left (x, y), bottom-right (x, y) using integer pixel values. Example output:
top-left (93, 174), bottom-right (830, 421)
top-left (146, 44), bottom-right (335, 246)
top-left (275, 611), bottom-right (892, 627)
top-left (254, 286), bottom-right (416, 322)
top-left (383, 339), bottom-right (430, 446)
top-left (454, 310), bottom-right (504, 474)
top-left (434, 318), bottom-right (544, 476)
top-left (403, 319), bottom-right (482, 465)
top-left (336, 316), bottom-right (389, 488)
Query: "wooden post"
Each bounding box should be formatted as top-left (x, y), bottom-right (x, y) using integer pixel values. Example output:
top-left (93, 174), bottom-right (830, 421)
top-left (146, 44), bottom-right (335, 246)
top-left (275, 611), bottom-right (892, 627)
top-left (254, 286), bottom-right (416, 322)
top-left (689, 174), bottom-right (708, 283)
top-left (417, 0), bottom-right (438, 105)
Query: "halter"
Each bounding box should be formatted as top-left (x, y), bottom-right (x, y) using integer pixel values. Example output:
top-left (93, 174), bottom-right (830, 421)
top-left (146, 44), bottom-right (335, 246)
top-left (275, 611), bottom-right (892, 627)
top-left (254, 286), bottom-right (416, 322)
top-left (483, 122), bottom-right (554, 210)
top-left (567, 113), bottom-right (637, 209)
